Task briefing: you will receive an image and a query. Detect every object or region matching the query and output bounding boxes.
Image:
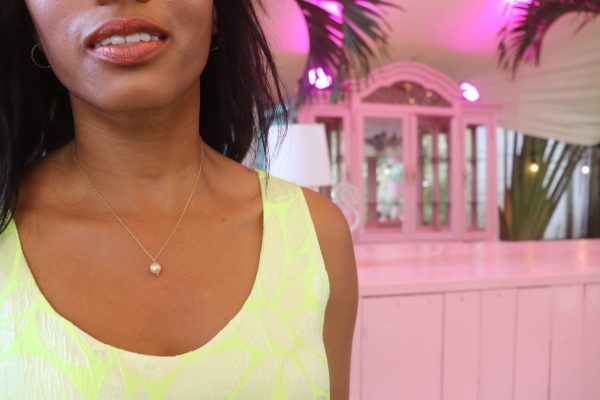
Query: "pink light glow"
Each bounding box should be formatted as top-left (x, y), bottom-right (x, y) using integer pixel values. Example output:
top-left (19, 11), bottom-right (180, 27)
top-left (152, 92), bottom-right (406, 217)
top-left (504, 0), bottom-right (533, 14)
top-left (308, 67), bottom-right (333, 90)
top-left (460, 82), bottom-right (481, 102)
top-left (306, 0), bottom-right (343, 23)
top-left (319, 1), bottom-right (343, 17)
top-left (259, 1), bottom-right (309, 54)
top-left (506, 0), bottom-right (532, 6)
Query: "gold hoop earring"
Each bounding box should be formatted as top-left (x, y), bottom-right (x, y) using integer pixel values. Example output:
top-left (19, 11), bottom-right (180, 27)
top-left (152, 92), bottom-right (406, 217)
top-left (30, 44), bottom-right (51, 69)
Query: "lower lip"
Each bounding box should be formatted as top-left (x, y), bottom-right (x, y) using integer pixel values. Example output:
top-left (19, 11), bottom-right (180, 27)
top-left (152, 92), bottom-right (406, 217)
top-left (87, 40), bottom-right (167, 65)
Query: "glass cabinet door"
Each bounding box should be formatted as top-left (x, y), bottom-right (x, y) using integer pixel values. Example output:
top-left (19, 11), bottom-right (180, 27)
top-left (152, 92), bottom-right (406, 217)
top-left (417, 115), bottom-right (452, 231)
top-left (465, 123), bottom-right (488, 231)
top-left (363, 117), bottom-right (406, 229)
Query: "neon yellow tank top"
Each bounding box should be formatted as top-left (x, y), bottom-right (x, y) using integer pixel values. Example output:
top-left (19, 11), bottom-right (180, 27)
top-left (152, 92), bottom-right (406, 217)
top-left (0, 169), bottom-right (330, 399)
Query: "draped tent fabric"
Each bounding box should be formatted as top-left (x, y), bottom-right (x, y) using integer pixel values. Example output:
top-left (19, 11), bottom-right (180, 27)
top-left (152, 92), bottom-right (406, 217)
top-left (261, 0), bottom-right (600, 145)
top-left (473, 14), bottom-right (600, 146)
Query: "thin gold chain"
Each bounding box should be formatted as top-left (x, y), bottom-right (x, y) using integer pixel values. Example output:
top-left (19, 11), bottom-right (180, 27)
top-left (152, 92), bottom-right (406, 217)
top-left (71, 139), bottom-right (204, 264)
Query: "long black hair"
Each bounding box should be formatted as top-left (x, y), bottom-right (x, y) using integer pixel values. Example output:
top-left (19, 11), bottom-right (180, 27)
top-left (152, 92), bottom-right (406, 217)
top-left (0, 0), bottom-right (288, 234)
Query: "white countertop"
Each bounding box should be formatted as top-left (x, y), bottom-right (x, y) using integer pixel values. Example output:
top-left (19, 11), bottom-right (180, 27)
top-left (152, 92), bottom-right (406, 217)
top-left (354, 239), bottom-right (600, 296)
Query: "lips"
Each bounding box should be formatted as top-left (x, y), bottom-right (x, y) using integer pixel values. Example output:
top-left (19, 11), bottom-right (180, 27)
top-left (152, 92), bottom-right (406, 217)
top-left (85, 16), bottom-right (169, 66)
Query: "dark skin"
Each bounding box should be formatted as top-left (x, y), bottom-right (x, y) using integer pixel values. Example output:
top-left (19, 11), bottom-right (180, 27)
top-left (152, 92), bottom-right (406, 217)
top-left (17, 0), bottom-right (358, 398)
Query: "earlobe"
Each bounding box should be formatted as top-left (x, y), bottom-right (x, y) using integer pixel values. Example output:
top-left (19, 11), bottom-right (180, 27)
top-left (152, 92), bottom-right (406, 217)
top-left (30, 26), bottom-right (45, 52)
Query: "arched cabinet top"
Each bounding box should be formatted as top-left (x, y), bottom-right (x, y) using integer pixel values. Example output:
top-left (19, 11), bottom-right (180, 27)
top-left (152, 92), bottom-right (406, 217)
top-left (301, 61), bottom-right (466, 111)
top-left (353, 62), bottom-right (461, 107)
top-left (361, 80), bottom-right (452, 107)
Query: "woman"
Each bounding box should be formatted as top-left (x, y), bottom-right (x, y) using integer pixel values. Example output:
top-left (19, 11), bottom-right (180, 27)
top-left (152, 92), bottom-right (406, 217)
top-left (0, 0), bottom-right (358, 398)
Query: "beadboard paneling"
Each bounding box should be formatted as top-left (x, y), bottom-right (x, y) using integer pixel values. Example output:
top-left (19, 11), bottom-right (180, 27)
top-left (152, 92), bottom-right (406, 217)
top-left (550, 285), bottom-right (584, 400)
top-left (361, 294), bottom-right (443, 400)
top-left (442, 291), bottom-right (480, 400)
top-left (513, 287), bottom-right (552, 400)
top-left (478, 289), bottom-right (517, 400)
top-left (584, 284), bottom-right (600, 400)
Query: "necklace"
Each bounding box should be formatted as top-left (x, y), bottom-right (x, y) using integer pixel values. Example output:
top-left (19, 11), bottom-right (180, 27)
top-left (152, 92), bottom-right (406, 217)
top-left (71, 140), bottom-right (205, 277)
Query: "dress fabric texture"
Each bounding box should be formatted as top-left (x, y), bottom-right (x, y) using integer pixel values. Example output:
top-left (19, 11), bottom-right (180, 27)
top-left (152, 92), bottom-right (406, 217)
top-left (0, 169), bottom-right (331, 399)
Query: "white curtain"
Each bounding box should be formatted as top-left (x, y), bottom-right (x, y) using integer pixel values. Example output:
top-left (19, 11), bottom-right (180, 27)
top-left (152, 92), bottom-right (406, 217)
top-left (474, 15), bottom-right (600, 146)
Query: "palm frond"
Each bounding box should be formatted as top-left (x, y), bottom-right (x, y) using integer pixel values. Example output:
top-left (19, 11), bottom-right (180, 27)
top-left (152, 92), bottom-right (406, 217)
top-left (498, 0), bottom-right (600, 77)
top-left (295, 0), bottom-right (400, 105)
top-left (499, 132), bottom-right (585, 240)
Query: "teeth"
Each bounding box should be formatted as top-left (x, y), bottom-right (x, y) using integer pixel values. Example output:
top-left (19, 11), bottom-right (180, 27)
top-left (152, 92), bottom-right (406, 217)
top-left (93, 32), bottom-right (162, 47)
top-left (125, 33), bottom-right (141, 43)
top-left (110, 35), bottom-right (126, 45)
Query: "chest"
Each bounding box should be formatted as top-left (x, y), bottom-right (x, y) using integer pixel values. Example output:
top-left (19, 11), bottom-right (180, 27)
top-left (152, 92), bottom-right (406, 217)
top-left (18, 210), bottom-right (263, 357)
top-left (1, 182), bottom-right (332, 398)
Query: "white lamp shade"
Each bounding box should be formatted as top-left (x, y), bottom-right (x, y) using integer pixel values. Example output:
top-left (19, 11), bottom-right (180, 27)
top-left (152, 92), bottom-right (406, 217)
top-left (267, 124), bottom-right (333, 187)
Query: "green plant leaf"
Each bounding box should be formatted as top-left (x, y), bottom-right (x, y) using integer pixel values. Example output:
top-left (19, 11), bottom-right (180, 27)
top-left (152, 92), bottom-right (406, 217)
top-left (499, 132), bottom-right (586, 240)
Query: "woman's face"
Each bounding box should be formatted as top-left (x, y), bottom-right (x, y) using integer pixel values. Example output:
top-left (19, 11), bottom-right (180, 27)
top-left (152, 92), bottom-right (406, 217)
top-left (25, 0), bottom-right (214, 112)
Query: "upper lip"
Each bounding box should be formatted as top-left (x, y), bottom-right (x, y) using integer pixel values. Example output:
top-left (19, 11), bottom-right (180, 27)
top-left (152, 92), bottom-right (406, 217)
top-left (84, 16), bottom-right (168, 48)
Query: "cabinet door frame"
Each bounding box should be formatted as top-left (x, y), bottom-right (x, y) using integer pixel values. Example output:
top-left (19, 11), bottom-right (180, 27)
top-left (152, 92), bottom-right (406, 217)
top-left (298, 108), bottom-right (353, 183)
top-left (353, 108), bottom-right (414, 242)
top-left (459, 112), bottom-right (499, 241)
top-left (410, 109), bottom-right (461, 241)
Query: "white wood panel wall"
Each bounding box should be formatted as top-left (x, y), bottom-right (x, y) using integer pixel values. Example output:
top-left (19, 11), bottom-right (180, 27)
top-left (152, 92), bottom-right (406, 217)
top-left (550, 286), bottom-right (585, 400)
top-left (479, 289), bottom-right (517, 400)
top-left (584, 284), bottom-right (600, 400)
top-left (442, 292), bottom-right (480, 400)
top-left (361, 294), bottom-right (443, 400)
top-left (352, 284), bottom-right (600, 400)
top-left (513, 288), bottom-right (551, 400)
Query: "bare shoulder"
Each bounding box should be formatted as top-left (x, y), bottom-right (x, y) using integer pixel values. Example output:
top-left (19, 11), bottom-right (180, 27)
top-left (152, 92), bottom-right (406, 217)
top-left (301, 187), bottom-right (358, 400)
top-left (300, 186), bottom-right (357, 277)
top-left (300, 188), bottom-right (356, 270)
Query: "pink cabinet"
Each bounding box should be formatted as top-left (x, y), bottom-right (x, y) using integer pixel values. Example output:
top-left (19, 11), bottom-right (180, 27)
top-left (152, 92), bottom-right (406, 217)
top-left (350, 240), bottom-right (600, 400)
top-left (352, 284), bottom-right (600, 400)
top-left (299, 62), bottom-right (500, 242)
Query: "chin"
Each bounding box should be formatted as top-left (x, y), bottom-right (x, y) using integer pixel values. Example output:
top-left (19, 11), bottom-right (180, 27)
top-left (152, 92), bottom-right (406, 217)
top-left (74, 79), bottom-right (197, 114)
top-left (98, 92), bottom-right (180, 113)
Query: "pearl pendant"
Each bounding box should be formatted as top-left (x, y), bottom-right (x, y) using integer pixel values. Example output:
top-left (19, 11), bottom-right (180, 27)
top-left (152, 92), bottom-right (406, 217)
top-left (149, 261), bottom-right (162, 277)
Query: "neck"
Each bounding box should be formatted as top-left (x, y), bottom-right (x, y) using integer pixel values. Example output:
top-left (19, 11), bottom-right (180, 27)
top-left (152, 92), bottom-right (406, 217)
top-left (62, 81), bottom-right (209, 217)
top-left (71, 82), bottom-right (203, 178)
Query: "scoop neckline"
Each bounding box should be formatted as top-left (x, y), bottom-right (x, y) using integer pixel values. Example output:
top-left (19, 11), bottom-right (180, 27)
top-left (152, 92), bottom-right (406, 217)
top-left (7, 168), bottom-right (268, 360)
